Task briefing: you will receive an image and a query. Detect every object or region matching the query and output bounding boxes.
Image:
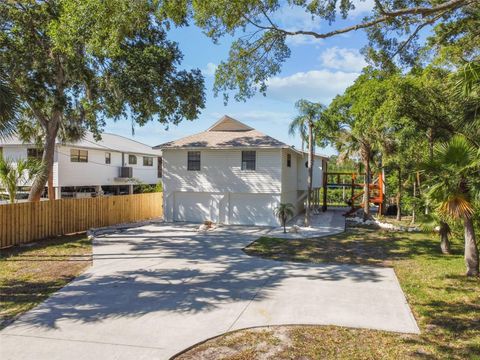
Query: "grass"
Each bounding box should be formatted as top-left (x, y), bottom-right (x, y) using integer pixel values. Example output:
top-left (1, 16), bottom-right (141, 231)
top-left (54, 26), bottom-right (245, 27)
top-left (177, 226), bottom-right (480, 360)
top-left (0, 234), bottom-right (92, 328)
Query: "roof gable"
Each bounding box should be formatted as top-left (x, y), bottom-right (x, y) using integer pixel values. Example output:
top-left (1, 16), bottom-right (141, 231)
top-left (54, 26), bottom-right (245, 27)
top-left (207, 115), bottom-right (253, 132)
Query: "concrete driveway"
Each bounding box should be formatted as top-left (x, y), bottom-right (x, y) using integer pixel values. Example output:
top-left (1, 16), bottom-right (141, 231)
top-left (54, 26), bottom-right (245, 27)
top-left (1, 219), bottom-right (419, 360)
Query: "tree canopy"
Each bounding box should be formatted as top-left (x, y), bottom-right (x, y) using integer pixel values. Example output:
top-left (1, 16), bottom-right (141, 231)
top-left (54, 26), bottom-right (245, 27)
top-left (0, 0), bottom-right (205, 200)
top-left (158, 0), bottom-right (478, 100)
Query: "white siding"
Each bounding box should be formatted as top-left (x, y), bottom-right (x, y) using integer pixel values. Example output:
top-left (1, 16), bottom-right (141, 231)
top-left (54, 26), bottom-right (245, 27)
top-left (57, 145), bottom-right (160, 186)
top-left (1, 146), bottom-right (27, 161)
top-left (280, 148), bottom-right (302, 214)
top-left (297, 153), bottom-right (323, 191)
top-left (162, 149), bottom-right (282, 194)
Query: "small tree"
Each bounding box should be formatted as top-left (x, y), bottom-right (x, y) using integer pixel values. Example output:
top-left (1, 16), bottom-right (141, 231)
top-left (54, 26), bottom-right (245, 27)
top-left (425, 135), bottom-right (480, 276)
top-left (0, 158), bottom-right (41, 204)
top-left (274, 203), bottom-right (295, 233)
top-left (418, 212), bottom-right (452, 255)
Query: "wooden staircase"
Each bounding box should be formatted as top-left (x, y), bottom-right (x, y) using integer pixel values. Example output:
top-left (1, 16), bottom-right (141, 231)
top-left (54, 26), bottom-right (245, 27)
top-left (322, 171), bottom-right (384, 215)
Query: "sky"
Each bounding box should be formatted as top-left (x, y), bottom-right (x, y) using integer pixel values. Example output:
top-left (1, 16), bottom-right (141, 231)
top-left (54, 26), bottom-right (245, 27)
top-left (104, 1), bottom-right (375, 156)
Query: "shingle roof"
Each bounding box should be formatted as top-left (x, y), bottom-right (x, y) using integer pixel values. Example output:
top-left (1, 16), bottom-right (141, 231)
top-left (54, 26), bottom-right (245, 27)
top-left (156, 115), bottom-right (289, 149)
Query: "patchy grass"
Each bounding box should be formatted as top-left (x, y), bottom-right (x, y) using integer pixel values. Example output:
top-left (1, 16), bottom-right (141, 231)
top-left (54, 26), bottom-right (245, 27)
top-left (178, 227), bottom-right (480, 359)
top-left (0, 234), bottom-right (92, 328)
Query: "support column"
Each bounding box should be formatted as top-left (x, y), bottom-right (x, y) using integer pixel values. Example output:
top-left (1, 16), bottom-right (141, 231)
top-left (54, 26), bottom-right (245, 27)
top-left (95, 185), bottom-right (103, 197)
top-left (55, 187), bottom-right (61, 200)
top-left (322, 172), bottom-right (327, 212)
top-left (128, 184), bottom-right (134, 195)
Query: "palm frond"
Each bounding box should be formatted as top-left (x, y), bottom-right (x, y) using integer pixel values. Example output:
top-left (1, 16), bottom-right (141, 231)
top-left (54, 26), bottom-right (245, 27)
top-left (438, 194), bottom-right (475, 220)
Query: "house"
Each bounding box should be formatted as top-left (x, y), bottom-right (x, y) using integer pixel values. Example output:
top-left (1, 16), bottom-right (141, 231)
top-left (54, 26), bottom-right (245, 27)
top-left (156, 115), bottom-right (328, 226)
top-left (0, 132), bottom-right (162, 199)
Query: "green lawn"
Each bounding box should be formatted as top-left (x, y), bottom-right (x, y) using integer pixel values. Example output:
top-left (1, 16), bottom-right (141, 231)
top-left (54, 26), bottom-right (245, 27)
top-left (0, 235), bottom-right (92, 328)
top-left (178, 226), bottom-right (480, 360)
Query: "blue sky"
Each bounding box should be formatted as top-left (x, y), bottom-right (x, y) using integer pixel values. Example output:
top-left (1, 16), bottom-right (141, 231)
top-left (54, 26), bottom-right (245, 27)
top-left (104, 1), bottom-right (375, 155)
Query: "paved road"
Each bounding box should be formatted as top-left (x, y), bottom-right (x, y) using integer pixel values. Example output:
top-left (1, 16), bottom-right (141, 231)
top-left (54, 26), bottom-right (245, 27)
top-left (1, 216), bottom-right (419, 359)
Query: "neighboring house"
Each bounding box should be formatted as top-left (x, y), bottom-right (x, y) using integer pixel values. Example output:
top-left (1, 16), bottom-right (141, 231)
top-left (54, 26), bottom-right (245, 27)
top-left (156, 115), bottom-right (328, 226)
top-left (0, 132), bottom-right (162, 199)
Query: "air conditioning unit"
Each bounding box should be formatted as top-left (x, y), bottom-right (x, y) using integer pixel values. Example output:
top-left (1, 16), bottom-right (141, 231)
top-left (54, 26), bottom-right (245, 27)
top-left (119, 166), bottom-right (133, 178)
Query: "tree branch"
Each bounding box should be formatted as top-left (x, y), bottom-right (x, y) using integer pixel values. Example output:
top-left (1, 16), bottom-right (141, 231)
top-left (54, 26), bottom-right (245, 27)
top-left (247, 0), bottom-right (472, 40)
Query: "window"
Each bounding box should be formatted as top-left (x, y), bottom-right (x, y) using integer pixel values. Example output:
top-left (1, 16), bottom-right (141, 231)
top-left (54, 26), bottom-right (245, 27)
top-left (187, 151), bottom-right (201, 171)
top-left (128, 155), bottom-right (137, 165)
top-left (27, 148), bottom-right (43, 160)
top-left (157, 157), bottom-right (162, 178)
top-left (143, 156), bottom-right (153, 166)
top-left (70, 149), bottom-right (88, 163)
top-left (241, 151), bottom-right (256, 170)
top-left (105, 152), bottom-right (111, 164)
top-left (287, 153), bottom-right (291, 167)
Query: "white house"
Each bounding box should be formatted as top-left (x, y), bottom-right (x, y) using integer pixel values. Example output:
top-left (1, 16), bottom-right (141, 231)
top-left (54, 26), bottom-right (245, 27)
top-left (156, 115), bottom-right (328, 226)
top-left (0, 132), bottom-right (162, 199)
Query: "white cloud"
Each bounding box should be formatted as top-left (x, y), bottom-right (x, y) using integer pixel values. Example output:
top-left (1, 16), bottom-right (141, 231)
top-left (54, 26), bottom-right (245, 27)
top-left (349, 0), bottom-right (375, 16)
top-left (319, 47), bottom-right (367, 72)
top-left (202, 62), bottom-right (217, 77)
top-left (265, 69), bottom-right (359, 104)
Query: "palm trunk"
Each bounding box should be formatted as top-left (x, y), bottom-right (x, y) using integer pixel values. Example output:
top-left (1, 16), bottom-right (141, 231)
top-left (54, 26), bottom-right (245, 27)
top-left (396, 167), bottom-right (402, 221)
top-left (464, 216), bottom-right (479, 276)
top-left (362, 146), bottom-right (371, 220)
top-left (439, 221), bottom-right (451, 255)
top-left (305, 121), bottom-right (314, 227)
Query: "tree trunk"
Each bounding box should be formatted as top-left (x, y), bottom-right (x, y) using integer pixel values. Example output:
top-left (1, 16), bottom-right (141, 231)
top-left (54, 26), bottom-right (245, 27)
top-left (29, 56), bottom-right (64, 202)
top-left (48, 165), bottom-right (55, 200)
top-left (28, 119), bottom-right (59, 201)
top-left (464, 216), bottom-right (479, 276)
top-left (411, 174), bottom-right (417, 225)
top-left (305, 121), bottom-right (314, 227)
top-left (362, 146), bottom-right (371, 220)
top-left (396, 167), bottom-right (402, 221)
top-left (439, 221), bottom-right (451, 255)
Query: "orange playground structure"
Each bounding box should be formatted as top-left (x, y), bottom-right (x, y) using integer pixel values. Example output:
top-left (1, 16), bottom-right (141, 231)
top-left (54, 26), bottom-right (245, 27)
top-left (322, 171), bottom-right (385, 215)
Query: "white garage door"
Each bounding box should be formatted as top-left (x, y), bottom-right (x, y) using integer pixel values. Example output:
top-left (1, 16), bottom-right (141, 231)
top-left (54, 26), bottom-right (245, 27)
top-left (174, 193), bottom-right (220, 223)
top-left (229, 194), bottom-right (279, 226)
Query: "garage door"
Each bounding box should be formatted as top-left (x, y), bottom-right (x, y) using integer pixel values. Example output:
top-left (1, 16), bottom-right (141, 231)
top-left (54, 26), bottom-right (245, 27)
top-left (229, 194), bottom-right (279, 226)
top-left (174, 193), bottom-right (220, 223)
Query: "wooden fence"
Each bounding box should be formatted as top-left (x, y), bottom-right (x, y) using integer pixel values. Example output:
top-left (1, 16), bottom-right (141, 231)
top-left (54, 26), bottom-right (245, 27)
top-left (0, 192), bottom-right (163, 249)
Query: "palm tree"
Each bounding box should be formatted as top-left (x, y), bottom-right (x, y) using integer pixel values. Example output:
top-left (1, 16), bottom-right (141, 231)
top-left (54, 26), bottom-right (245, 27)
top-left (289, 100), bottom-right (326, 226)
top-left (336, 130), bottom-right (375, 219)
top-left (425, 135), bottom-right (479, 276)
top-left (0, 69), bottom-right (18, 139)
top-left (455, 60), bottom-right (480, 96)
top-left (274, 203), bottom-right (295, 233)
top-left (418, 213), bottom-right (452, 255)
top-left (0, 158), bottom-right (41, 204)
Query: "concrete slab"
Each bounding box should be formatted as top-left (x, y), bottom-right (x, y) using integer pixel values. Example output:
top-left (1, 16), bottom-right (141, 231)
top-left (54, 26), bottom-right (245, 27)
top-left (266, 208), bottom-right (346, 239)
top-left (0, 213), bottom-right (419, 360)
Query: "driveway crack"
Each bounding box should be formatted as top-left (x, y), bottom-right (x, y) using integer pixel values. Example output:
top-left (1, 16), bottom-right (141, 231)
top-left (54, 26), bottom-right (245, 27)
top-left (226, 272), bottom-right (272, 332)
